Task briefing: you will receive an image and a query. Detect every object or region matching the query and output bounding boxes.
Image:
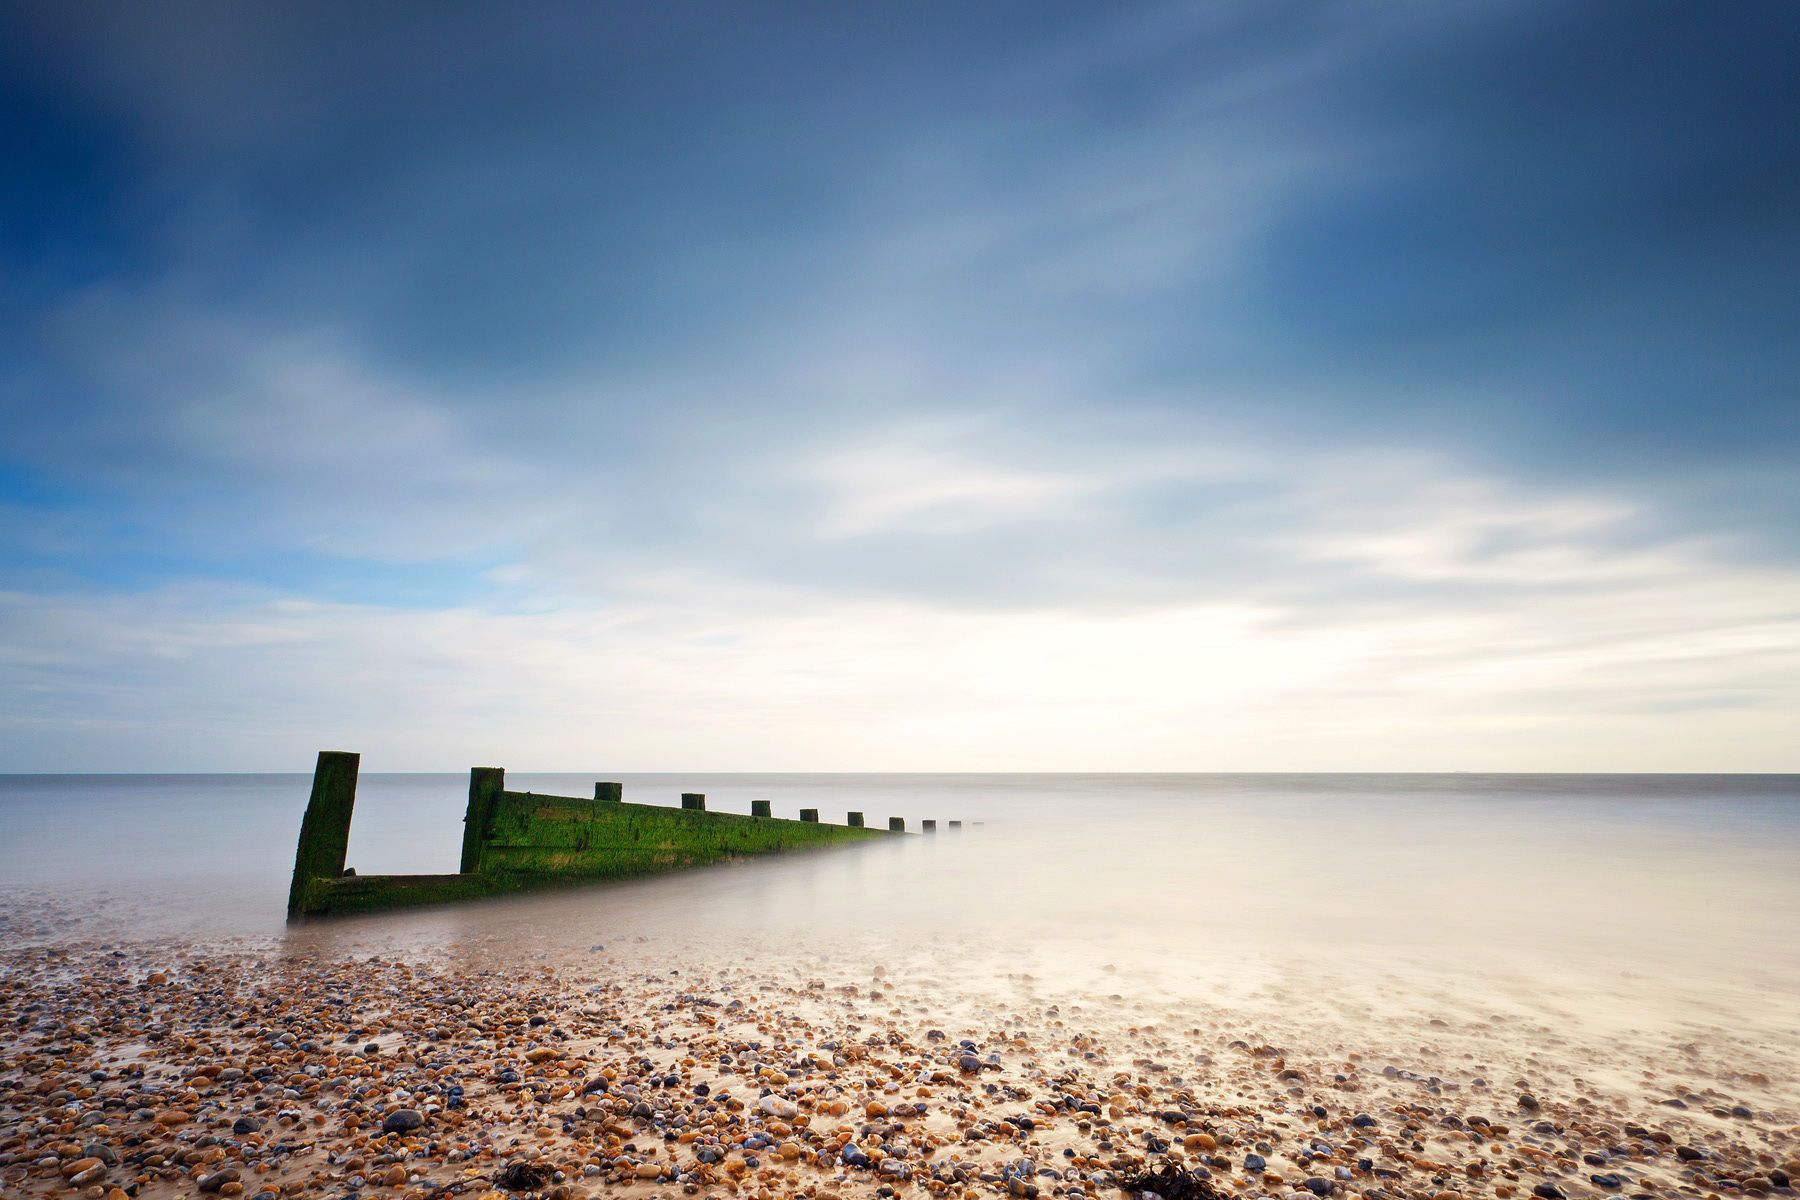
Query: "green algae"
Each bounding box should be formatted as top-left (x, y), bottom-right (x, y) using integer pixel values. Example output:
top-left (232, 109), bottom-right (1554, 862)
top-left (285, 751), bottom-right (360, 919)
top-left (289, 761), bottom-right (891, 919)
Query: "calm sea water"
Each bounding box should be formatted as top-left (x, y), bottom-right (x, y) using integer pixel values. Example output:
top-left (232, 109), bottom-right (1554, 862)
top-left (5, 772), bottom-right (1799, 1113)
top-left (3, 771), bottom-right (1797, 972)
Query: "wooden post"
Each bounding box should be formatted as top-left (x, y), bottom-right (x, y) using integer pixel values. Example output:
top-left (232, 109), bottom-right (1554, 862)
top-left (799, 808), bottom-right (819, 822)
top-left (847, 811), bottom-right (864, 827)
top-left (682, 793), bottom-right (706, 811)
top-left (948, 820), bottom-right (962, 830)
top-left (751, 800), bottom-right (771, 818)
top-left (287, 751), bottom-right (360, 919)
top-left (922, 819), bottom-right (936, 833)
top-left (461, 767), bottom-right (505, 874)
top-left (595, 782), bottom-right (622, 802)
top-left (889, 817), bottom-right (905, 833)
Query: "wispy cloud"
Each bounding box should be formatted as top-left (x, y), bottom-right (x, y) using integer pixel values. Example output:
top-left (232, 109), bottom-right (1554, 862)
top-left (0, 0), bottom-right (1795, 768)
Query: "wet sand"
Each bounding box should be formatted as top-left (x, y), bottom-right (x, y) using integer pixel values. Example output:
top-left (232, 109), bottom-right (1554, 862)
top-left (4, 926), bottom-right (1796, 1200)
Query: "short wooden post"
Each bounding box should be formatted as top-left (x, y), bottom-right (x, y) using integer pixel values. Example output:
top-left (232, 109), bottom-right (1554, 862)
top-left (461, 767), bottom-right (506, 874)
top-left (751, 800), bottom-right (771, 818)
top-left (847, 811), bottom-right (864, 827)
top-left (948, 820), bottom-right (962, 830)
top-left (799, 808), bottom-right (818, 822)
top-left (287, 751), bottom-right (360, 919)
top-left (922, 819), bottom-right (936, 833)
top-left (889, 817), bottom-right (905, 833)
top-left (595, 782), bottom-right (622, 802)
top-left (682, 793), bottom-right (706, 811)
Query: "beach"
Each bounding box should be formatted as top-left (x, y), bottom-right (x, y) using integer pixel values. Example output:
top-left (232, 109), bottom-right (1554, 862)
top-left (3, 775), bottom-right (1798, 1200)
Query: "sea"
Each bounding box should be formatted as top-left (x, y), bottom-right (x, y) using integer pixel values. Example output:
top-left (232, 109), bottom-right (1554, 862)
top-left (4, 772), bottom-right (1798, 1116)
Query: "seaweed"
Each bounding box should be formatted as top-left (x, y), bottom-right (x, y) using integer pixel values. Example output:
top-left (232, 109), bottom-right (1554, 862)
top-left (495, 1162), bottom-right (554, 1191)
top-left (1118, 1164), bottom-right (1222, 1200)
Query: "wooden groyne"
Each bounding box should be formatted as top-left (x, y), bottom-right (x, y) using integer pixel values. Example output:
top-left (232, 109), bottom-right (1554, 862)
top-left (286, 752), bottom-right (953, 919)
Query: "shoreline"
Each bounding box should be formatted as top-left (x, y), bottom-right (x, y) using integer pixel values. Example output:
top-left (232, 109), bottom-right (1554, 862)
top-left (3, 937), bottom-right (1795, 1200)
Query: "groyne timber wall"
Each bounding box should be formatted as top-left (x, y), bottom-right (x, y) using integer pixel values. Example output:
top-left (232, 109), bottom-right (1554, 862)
top-left (286, 752), bottom-right (951, 919)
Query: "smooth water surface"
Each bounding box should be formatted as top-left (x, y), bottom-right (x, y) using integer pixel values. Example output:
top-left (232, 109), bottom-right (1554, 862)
top-left (4, 772), bottom-right (1799, 1111)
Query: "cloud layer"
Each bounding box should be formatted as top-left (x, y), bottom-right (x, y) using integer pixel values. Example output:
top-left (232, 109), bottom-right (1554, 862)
top-left (1, 0), bottom-right (1796, 770)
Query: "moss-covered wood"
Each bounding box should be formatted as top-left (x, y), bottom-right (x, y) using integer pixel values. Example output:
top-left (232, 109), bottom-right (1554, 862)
top-left (290, 762), bottom-right (897, 919)
top-left (459, 766), bottom-right (505, 874)
top-left (286, 751), bottom-right (360, 919)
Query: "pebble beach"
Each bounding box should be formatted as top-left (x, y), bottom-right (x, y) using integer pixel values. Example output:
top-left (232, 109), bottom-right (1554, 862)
top-left (4, 776), bottom-right (1798, 1200)
top-left (3, 928), bottom-right (1796, 1200)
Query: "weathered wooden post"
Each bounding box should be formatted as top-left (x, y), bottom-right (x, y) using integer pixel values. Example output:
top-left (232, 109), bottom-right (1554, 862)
top-left (287, 751), bottom-right (361, 919)
top-left (948, 820), bottom-right (962, 830)
top-left (682, 793), bottom-right (706, 811)
top-left (461, 766), bottom-right (505, 874)
top-left (595, 782), bottom-right (622, 802)
top-left (799, 808), bottom-right (819, 822)
top-left (889, 817), bottom-right (905, 833)
top-left (922, 819), bottom-right (936, 833)
top-left (847, 811), bottom-right (864, 827)
top-left (751, 800), bottom-right (771, 818)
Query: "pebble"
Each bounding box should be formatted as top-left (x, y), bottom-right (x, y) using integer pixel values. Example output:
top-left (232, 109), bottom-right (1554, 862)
top-left (380, 1107), bottom-right (424, 1133)
top-left (0, 932), bottom-right (1788, 1200)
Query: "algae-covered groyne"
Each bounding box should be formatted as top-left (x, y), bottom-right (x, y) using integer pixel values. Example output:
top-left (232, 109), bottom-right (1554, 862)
top-left (286, 751), bottom-right (946, 919)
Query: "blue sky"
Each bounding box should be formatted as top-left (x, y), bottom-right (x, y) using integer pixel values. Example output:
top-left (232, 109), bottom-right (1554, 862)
top-left (2, 0), bottom-right (1796, 771)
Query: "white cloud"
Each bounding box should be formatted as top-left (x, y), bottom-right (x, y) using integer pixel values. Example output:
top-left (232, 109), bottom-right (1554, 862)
top-left (4, 504), bottom-right (1797, 773)
top-left (812, 430), bottom-right (1092, 537)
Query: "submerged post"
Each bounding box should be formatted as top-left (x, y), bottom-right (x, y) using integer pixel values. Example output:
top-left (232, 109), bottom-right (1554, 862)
top-left (847, 811), bottom-right (864, 827)
top-left (287, 751), bottom-right (361, 919)
top-left (751, 800), bottom-right (771, 818)
top-left (799, 808), bottom-right (819, 822)
top-left (682, 793), bottom-right (706, 811)
top-left (595, 782), bottom-right (622, 802)
top-left (889, 817), bottom-right (905, 833)
top-left (461, 767), bottom-right (506, 874)
top-left (949, 820), bottom-right (962, 830)
top-left (922, 820), bottom-right (936, 833)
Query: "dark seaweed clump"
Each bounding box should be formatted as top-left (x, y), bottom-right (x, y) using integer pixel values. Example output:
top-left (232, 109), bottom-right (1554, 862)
top-left (1119, 1164), bottom-right (1222, 1200)
top-left (496, 1162), bottom-right (555, 1191)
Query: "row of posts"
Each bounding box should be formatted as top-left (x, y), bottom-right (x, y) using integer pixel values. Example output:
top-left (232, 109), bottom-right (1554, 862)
top-left (593, 781), bottom-right (967, 832)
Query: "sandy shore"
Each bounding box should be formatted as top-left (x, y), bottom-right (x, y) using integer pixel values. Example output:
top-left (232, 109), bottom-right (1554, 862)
top-left (2, 936), bottom-right (1795, 1200)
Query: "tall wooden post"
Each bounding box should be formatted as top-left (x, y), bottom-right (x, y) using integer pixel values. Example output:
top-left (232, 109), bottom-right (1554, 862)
top-left (595, 782), bottom-right (622, 802)
top-left (889, 817), bottom-right (905, 833)
top-left (461, 767), bottom-right (506, 874)
top-left (922, 820), bottom-right (936, 833)
top-left (799, 808), bottom-right (819, 822)
top-left (847, 811), bottom-right (864, 827)
top-left (682, 793), bottom-right (707, 810)
top-left (751, 800), bottom-right (771, 818)
top-left (287, 751), bottom-right (360, 919)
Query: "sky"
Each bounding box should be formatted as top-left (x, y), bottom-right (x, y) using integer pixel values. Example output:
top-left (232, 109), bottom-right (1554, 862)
top-left (1, 0), bottom-right (1797, 773)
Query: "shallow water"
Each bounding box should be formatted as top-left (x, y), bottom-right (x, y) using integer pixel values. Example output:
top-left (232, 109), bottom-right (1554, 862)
top-left (4, 772), bottom-right (1799, 1123)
